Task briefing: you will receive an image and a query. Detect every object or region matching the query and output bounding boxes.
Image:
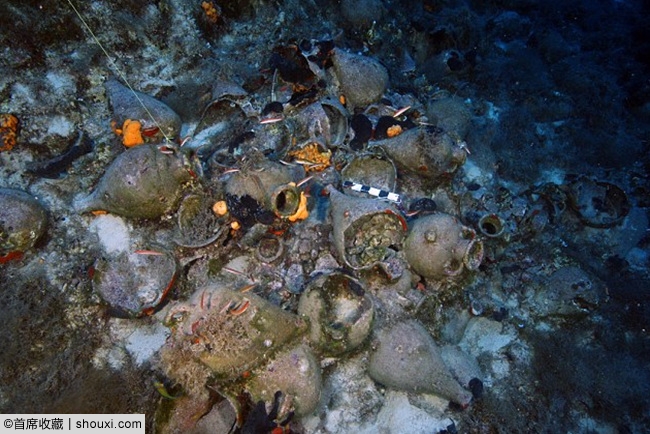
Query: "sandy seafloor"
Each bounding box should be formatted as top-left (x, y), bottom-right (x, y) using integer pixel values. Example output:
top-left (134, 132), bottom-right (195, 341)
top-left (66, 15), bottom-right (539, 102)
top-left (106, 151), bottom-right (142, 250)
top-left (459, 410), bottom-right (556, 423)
top-left (1, 0), bottom-right (650, 433)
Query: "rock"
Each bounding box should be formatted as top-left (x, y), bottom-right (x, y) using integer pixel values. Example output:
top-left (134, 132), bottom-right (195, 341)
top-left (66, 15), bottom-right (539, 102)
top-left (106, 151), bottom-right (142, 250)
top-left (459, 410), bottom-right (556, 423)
top-left (362, 391), bottom-right (451, 433)
top-left (368, 320), bottom-right (472, 407)
top-left (459, 317), bottom-right (515, 355)
top-left (536, 266), bottom-right (605, 316)
top-left (341, 0), bottom-right (384, 28)
top-left (88, 214), bottom-right (131, 255)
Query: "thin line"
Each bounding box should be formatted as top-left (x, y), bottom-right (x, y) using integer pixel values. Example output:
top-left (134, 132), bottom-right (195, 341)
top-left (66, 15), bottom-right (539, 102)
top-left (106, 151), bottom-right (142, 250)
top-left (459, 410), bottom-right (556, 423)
top-left (66, 0), bottom-right (172, 143)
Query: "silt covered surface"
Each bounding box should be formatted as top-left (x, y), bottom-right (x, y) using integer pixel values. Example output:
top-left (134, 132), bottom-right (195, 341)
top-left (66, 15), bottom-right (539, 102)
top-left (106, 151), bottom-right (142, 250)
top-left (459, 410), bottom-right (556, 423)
top-left (1, 0), bottom-right (649, 432)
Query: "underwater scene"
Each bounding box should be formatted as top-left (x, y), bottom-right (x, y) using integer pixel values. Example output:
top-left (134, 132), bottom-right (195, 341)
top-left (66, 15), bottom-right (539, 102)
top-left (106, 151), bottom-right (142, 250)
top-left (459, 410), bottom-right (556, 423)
top-left (1, 0), bottom-right (649, 432)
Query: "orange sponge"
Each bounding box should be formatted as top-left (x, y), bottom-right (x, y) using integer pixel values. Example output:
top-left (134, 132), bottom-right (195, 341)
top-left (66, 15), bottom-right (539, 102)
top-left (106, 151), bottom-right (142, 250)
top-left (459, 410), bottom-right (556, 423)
top-left (0, 113), bottom-right (19, 152)
top-left (120, 119), bottom-right (145, 147)
top-left (287, 192), bottom-right (309, 222)
top-left (112, 119), bottom-right (145, 148)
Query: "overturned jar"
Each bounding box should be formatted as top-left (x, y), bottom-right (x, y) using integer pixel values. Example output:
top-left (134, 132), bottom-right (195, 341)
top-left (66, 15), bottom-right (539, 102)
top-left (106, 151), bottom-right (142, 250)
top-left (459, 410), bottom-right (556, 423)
top-left (159, 284), bottom-right (317, 422)
top-left (328, 185), bottom-right (406, 270)
top-left (286, 97), bottom-right (349, 148)
top-left (92, 247), bottom-right (178, 318)
top-left (370, 126), bottom-right (466, 184)
top-left (224, 161), bottom-right (305, 220)
top-left (75, 144), bottom-right (195, 219)
top-left (404, 213), bottom-right (483, 280)
top-left (105, 78), bottom-right (182, 142)
top-left (368, 320), bottom-right (473, 408)
top-left (331, 48), bottom-right (389, 108)
top-left (161, 285), bottom-right (308, 382)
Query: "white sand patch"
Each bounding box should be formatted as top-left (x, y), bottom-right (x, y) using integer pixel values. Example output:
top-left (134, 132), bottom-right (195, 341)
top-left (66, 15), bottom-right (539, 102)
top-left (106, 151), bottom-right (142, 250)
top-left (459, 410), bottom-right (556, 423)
top-left (89, 214), bottom-right (131, 255)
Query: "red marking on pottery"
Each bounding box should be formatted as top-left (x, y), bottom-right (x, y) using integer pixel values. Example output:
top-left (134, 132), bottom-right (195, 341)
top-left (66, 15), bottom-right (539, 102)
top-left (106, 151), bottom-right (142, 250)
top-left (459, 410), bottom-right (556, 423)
top-left (141, 307), bottom-right (155, 316)
top-left (393, 105), bottom-right (411, 118)
top-left (238, 284), bottom-right (257, 293)
top-left (134, 249), bottom-right (165, 255)
top-left (268, 227), bottom-right (287, 237)
top-left (179, 136), bottom-right (192, 147)
top-left (220, 300), bottom-right (235, 314)
top-left (139, 272), bottom-right (176, 317)
top-left (87, 265), bottom-right (95, 279)
top-left (0, 251), bottom-right (23, 264)
top-left (190, 319), bottom-right (202, 334)
top-left (222, 266), bottom-right (247, 277)
top-left (160, 273), bottom-right (177, 300)
top-left (229, 299), bottom-right (250, 316)
top-left (260, 116), bottom-right (283, 124)
top-left (142, 126), bottom-right (160, 137)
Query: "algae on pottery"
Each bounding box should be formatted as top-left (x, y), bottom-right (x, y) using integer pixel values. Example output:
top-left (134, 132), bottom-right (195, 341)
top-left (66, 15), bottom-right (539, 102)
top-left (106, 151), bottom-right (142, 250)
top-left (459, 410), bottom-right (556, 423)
top-left (160, 285), bottom-right (308, 384)
top-left (298, 271), bottom-right (374, 356)
top-left (0, 188), bottom-right (48, 255)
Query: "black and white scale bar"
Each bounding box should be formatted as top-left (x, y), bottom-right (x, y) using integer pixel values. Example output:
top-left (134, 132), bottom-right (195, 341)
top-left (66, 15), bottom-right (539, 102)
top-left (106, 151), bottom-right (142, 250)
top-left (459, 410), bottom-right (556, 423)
top-left (342, 181), bottom-right (401, 203)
